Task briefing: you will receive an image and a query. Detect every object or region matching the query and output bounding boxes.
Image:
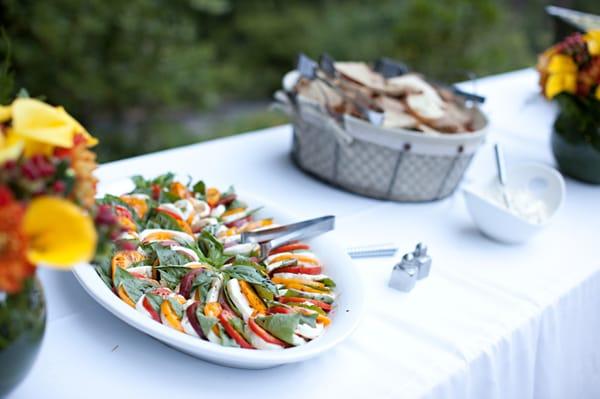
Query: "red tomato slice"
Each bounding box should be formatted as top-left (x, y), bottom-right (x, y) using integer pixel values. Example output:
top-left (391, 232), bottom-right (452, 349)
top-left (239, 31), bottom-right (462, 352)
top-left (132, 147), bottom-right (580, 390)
top-left (157, 207), bottom-right (183, 222)
top-left (114, 205), bottom-right (133, 219)
top-left (269, 243), bottom-right (310, 255)
top-left (274, 265), bottom-right (322, 275)
top-left (151, 184), bottom-right (161, 200)
top-left (248, 317), bottom-right (287, 347)
top-left (269, 306), bottom-right (292, 314)
top-left (279, 297), bottom-right (332, 312)
top-left (143, 297), bottom-right (161, 323)
top-left (218, 310), bottom-right (254, 349)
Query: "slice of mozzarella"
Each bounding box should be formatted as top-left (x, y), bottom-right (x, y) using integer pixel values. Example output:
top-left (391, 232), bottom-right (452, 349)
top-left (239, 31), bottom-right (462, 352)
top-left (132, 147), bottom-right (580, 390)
top-left (225, 278), bottom-right (254, 321)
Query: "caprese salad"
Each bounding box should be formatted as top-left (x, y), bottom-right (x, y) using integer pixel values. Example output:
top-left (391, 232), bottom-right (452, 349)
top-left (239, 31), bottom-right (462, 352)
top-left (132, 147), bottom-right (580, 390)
top-left (95, 174), bottom-right (336, 350)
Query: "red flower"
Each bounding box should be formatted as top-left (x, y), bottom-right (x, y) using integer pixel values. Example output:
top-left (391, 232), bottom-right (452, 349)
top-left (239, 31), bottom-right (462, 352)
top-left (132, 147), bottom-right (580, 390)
top-left (0, 188), bottom-right (35, 293)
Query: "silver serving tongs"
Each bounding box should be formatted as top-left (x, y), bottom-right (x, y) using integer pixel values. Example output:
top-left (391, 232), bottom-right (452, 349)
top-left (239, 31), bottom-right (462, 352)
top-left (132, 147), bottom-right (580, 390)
top-left (240, 215), bottom-right (335, 260)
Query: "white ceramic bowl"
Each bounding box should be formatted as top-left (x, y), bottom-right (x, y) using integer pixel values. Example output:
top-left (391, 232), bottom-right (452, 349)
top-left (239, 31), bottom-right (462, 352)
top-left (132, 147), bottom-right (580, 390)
top-left (74, 185), bottom-right (364, 369)
top-left (463, 162), bottom-right (565, 244)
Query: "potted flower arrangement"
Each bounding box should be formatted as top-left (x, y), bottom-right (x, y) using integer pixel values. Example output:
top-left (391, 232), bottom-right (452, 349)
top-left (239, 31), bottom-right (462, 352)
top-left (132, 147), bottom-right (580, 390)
top-left (537, 30), bottom-right (600, 184)
top-left (0, 96), bottom-right (119, 395)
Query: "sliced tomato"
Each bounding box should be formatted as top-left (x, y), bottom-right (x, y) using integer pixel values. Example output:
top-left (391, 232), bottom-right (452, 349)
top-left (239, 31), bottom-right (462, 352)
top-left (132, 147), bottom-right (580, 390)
top-left (114, 205), bottom-right (133, 219)
top-left (111, 250), bottom-right (145, 280)
top-left (248, 317), bottom-right (287, 347)
top-left (269, 243), bottom-right (310, 255)
top-left (217, 193), bottom-right (236, 206)
top-left (186, 302), bottom-right (206, 339)
top-left (279, 297), bottom-right (332, 312)
top-left (218, 310), bottom-right (254, 349)
top-left (225, 216), bottom-right (251, 229)
top-left (151, 184), bottom-right (161, 200)
top-left (269, 306), bottom-right (292, 314)
top-left (206, 187), bottom-right (220, 208)
top-left (157, 207), bottom-right (183, 222)
top-left (143, 296), bottom-right (161, 322)
top-left (274, 265), bottom-right (322, 275)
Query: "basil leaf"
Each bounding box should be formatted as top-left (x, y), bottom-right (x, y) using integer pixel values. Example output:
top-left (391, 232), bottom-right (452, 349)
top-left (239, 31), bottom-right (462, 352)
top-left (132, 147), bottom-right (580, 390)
top-left (233, 255), bottom-right (267, 273)
top-left (284, 288), bottom-right (334, 304)
top-left (95, 265), bottom-right (112, 289)
top-left (298, 312), bottom-right (318, 327)
top-left (167, 297), bottom-right (184, 319)
top-left (217, 324), bottom-right (240, 348)
top-left (255, 313), bottom-right (301, 345)
top-left (292, 303), bottom-right (326, 316)
top-left (146, 211), bottom-right (183, 232)
top-left (223, 266), bottom-right (277, 295)
top-left (197, 231), bottom-right (229, 266)
top-left (192, 180), bottom-right (206, 196)
top-left (321, 277), bottom-right (336, 288)
top-left (155, 266), bottom-right (191, 289)
top-left (190, 272), bottom-right (218, 302)
top-left (117, 270), bottom-right (158, 303)
top-left (195, 312), bottom-right (218, 339)
top-left (144, 293), bottom-right (163, 313)
top-left (153, 244), bottom-right (190, 266)
top-left (131, 175), bottom-right (149, 191)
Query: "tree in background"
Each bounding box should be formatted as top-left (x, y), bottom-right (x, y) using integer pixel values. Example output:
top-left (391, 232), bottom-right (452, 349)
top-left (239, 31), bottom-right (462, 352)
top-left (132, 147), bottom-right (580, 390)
top-left (0, 0), bottom-right (596, 160)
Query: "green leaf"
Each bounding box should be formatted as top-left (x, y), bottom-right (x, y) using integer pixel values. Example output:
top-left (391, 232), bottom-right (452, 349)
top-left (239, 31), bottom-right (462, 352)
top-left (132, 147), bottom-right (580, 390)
top-left (195, 311), bottom-right (218, 339)
top-left (253, 284), bottom-right (274, 302)
top-left (284, 289), bottom-right (334, 304)
top-left (117, 268), bottom-right (158, 303)
top-left (155, 265), bottom-right (191, 290)
top-left (144, 293), bottom-right (163, 313)
top-left (233, 255), bottom-right (267, 273)
top-left (197, 230), bottom-right (230, 266)
top-left (222, 265), bottom-right (277, 295)
top-left (95, 265), bottom-right (112, 289)
top-left (192, 180), bottom-right (206, 196)
top-left (255, 313), bottom-right (301, 345)
top-left (131, 175), bottom-right (149, 191)
top-left (217, 324), bottom-right (240, 348)
top-left (167, 297), bottom-right (184, 318)
top-left (153, 244), bottom-right (191, 266)
top-left (190, 272), bottom-right (217, 301)
top-left (146, 210), bottom-right (184, 232)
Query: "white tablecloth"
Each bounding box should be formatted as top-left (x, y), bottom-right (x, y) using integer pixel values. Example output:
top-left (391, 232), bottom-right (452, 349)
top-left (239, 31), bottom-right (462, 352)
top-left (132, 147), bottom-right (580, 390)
top-left (10, 69), bottom-right (600, 399)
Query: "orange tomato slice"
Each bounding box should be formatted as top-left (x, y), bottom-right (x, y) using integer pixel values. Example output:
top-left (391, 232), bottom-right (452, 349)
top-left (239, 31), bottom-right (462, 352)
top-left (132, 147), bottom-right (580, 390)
top-left (160, 301), bottom-right (184, 332)
top-left (206, 188), bottom-right (220, 208)
top-left (111, 250), bottom-right (145, 280)
top-left (239, 280), bottom-right (267, 314)
top-left (117, 285), bottom-right (136, 307)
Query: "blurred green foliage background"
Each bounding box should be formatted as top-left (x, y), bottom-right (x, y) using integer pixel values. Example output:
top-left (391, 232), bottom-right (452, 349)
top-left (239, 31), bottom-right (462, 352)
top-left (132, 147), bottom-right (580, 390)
top-left (0, 0), bottom-right (598, 161)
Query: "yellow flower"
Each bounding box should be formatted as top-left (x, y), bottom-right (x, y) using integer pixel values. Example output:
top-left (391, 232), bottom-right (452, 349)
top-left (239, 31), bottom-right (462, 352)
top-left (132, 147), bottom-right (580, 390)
top-left (547, 54), bottom-right (577, 74)
top-left (544, 54), bottom-right (578, 99)
top-left (545, 73), bottom-right (577, 99)
top-left (596, 86), bottom-right (600, 101)
top-left (23, 196), bottom-right (97, 268)
top-left (0, 130), bottom-right (25, 164)
top-left (10, 98), bottom-right (98, 156)
top-left (585, 30), bottom-right (600, 56)
top-left (0, 104), bottom-right (11, 123)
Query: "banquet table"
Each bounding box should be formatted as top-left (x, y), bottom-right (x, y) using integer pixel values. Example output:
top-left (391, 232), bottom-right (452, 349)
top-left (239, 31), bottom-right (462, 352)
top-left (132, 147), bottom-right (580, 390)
top-left (10, 69), bottom-right (600, 399)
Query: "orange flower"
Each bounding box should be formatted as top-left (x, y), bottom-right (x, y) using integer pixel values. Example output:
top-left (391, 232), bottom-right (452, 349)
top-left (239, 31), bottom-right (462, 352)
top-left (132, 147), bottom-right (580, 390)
top-left (0, 187), bottom-right (35, 293)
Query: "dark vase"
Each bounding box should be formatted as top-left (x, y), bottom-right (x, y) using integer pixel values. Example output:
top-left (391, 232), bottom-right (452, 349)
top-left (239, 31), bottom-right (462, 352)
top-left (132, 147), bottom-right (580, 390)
top-left (0, 277), bottom-right (46, 397)
top-left (551, 98), bottom-right (600, 185)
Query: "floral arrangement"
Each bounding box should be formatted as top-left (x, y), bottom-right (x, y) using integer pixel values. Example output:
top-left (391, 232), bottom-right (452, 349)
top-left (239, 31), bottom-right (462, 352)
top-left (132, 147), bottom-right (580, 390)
top-left (537, 30), bottom-right (600, 100)
top-left (0, 96), bottom-right (119, 294)
top-left (537, 30), bottom-right (600, 152)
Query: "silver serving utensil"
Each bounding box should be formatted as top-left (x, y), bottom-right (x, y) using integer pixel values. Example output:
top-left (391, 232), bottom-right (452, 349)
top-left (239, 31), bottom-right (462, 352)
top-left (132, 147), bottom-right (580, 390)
top-left (347, 243), bottom-right (398, 259)
top-left (240, 215), bottom-right (335, 260)
top-left (494, 143), bottom-right (512, 210)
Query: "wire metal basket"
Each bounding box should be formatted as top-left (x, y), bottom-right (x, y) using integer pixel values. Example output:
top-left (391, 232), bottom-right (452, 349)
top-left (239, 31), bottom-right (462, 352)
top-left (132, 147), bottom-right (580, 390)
top-left (275, 92), bottom-right (489, 202)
